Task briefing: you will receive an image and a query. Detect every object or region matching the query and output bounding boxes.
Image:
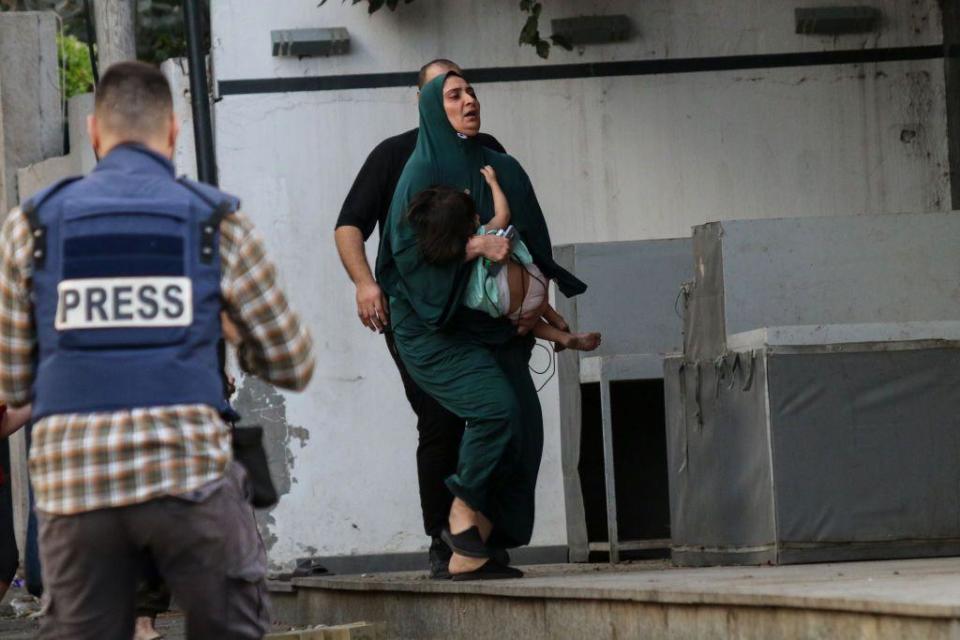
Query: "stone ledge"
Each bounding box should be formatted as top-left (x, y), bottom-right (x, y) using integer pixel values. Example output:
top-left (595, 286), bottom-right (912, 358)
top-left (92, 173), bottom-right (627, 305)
top-left (291, 558), bottom-right (960, 619)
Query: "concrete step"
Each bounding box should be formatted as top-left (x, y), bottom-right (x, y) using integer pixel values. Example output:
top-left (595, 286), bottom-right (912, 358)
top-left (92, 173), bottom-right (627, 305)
top-left (267, 558), bottom-right (960, 640)
top-left (266, 621), bottom-right (385, 639)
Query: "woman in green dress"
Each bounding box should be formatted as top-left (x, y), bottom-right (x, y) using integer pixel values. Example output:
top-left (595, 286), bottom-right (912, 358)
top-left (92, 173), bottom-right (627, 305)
top-left (377, 71), bottom-right (586, 579)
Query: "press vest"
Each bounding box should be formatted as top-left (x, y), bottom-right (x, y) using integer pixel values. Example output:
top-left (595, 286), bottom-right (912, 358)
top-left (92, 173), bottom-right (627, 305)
top-left (24, 144), bottom-right (237, 419)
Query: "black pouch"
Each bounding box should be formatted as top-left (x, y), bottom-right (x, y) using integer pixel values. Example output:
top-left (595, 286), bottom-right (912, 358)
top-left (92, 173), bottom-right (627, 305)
top-left (231, 426), bottom-right (279, 509)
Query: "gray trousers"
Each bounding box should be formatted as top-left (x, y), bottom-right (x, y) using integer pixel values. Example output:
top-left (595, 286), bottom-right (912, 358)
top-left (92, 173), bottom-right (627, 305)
top-left (38, 463), bottom-right (271, 640)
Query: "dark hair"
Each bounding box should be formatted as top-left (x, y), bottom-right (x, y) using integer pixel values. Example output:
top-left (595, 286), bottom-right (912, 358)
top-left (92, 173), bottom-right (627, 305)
top-left (406, 186), bottom-right (477, 264)
top-left (418, 58), bottom-right (460, 89)
top-left (94, 61), bottom-right (173, 139)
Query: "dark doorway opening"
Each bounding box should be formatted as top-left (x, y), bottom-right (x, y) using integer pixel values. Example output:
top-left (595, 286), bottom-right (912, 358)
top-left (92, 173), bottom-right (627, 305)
top-left (578, 379), bottom-right (671, 561)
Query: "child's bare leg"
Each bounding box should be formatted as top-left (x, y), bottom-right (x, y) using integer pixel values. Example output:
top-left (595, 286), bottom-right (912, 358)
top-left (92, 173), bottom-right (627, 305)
top-left (542, 304), bottom-right (569, 332)
top-left (532, 320), bottom-right (601, 352)
top-left (533, 319), bottom-right (568, 345)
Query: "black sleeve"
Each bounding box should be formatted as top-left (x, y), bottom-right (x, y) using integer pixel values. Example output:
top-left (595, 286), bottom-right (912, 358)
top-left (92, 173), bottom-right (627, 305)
top-left (478, 133), bottom-right (506, 155)
top-left (334, 140), bottom-right (395, 240)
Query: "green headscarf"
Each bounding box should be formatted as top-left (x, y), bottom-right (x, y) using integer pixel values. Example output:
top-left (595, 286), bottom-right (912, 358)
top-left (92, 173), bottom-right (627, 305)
top-left (376, 71), bottom-right (586, 334)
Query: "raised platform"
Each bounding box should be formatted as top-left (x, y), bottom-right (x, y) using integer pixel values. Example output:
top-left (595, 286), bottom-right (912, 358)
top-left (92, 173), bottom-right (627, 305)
top-left (268, 557), bottom-right (960, 639)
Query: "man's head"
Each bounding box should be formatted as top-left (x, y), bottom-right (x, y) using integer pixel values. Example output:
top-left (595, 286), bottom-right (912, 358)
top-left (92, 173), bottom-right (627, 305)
top-left (418, 58), bottom-right (461, 90)
top-left (87, 61), bottom-right (179, 160)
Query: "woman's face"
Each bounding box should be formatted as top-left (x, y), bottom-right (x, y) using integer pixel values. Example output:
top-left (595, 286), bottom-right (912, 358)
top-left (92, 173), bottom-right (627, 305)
top-left (442, 75), bottom-right (481, 137)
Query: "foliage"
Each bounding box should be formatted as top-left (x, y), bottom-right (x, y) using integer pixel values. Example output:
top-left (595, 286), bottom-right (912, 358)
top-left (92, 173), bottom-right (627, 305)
top-left (319, 0), bottom-right (414, 13)
top-left (518, 1), bottom-right (571, 59)
top-left (58, 33), bottom-right (94, 98)
top-left (0, 0), bottom-right (210, 68)
top-left (320, 0), bottom-right (571, 59)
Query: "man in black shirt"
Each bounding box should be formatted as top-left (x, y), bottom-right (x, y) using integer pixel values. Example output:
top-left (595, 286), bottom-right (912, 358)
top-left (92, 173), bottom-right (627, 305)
top-left (334, 59), bottom-right (506, 579)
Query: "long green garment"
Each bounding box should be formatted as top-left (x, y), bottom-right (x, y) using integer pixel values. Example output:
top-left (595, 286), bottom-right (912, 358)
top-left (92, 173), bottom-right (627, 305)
top-left (376, 72), bottom-right (586, 547)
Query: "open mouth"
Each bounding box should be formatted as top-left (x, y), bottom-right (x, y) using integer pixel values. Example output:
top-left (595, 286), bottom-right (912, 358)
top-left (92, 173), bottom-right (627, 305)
top-left (464, 109), bottom-right (478, 119)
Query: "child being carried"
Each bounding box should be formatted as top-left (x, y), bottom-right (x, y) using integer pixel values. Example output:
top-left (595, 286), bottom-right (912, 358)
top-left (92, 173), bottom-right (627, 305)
top-left (407, 166), bottom-right (601, 352)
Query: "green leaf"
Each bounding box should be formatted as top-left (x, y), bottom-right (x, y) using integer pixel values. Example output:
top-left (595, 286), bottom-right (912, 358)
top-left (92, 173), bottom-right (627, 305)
top-left (519, 14), bottom-right (539, 44)
top-left (536, 40), bottom-right (550, 58)
top-left (519, 0), bottom-right (532, 11)
top-left (532, 2), bottom-right (542, 18)
top-left (367, 0), bottom-right (385, 12)
top-left (57, 33), bottom-right (93, 99)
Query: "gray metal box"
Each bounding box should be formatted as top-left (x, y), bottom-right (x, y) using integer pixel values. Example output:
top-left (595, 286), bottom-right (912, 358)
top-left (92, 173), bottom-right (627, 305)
top-left (271, 28), bottom-right (349, 57)
top-left (555, 238), bottom-right (691, 561)
top-left (795, 7), bottom-right (882, 35)
top-left (665, 334), bottom-right (960, 566)
top-left (550, 15), bottom-right (632, 46)
top-left (684, 213), bottom-right (960, 361)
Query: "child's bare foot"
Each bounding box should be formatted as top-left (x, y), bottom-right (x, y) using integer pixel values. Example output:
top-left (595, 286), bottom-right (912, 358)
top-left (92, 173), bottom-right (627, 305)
top-left (561, 332), bottom-right (601, 351)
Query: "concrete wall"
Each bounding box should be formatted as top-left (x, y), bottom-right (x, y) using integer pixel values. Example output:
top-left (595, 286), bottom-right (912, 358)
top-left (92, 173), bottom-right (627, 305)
top-left (17, 59), bottom-right (198, 204)
top-left (0, 11), bottom-right (62, 211)
top-left (211, 0), bottom-right (950, 567)
top-left (16, 93), bottom-right (96, 202)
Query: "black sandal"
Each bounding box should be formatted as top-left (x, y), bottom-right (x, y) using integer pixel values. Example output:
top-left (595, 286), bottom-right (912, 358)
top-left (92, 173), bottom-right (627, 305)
top-left (441, 526), bottom-right (490, 559)
top-left (451, 560), bottom-right (524, 581)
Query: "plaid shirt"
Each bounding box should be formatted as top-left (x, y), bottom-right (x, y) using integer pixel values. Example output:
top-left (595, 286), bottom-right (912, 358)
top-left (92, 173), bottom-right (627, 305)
top-left (0, 206), bottom-right (314, 515)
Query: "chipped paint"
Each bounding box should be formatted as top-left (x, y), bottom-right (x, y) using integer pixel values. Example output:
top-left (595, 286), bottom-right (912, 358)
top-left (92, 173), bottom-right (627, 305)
top-left (235, 374), bottom-right (309, 551)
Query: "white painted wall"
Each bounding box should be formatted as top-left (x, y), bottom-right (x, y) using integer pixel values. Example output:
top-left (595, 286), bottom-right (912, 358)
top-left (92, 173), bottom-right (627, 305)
top-left (211, 0), bottom-right (949, 566)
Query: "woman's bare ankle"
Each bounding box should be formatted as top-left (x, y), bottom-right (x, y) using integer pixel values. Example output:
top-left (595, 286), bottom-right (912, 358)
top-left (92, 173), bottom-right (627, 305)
top-left (449, 552), bottom-right (488, 575)
top-left (449, 497), bottom-right (477, 534)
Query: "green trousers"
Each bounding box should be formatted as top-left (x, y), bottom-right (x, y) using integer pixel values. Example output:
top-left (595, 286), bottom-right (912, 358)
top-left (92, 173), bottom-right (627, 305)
top-left (395, 328), bottom-right (542, 549)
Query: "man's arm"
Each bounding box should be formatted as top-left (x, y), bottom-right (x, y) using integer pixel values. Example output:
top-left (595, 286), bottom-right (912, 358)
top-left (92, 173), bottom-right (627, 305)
top-left (334, 226), bottom-right (388, 332)
top-left (334, 139), bottom-right (396, 333)
top-left (0, 403), bottom-right (31, 439)
top-left (0, 209), bottom-right (36, 408)
top-left (220, 212), bottom-right (315, 391)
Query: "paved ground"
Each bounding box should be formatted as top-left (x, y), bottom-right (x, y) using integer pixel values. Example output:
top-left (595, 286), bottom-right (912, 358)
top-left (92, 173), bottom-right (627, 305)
top-left (0, 606), bottom-right (309, 639)
top-left (0, 583), bottom-right (299, 639)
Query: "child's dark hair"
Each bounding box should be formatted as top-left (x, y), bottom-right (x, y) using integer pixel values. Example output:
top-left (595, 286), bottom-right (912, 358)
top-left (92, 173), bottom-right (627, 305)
top-left (406, 186), bottom-right (477, 264)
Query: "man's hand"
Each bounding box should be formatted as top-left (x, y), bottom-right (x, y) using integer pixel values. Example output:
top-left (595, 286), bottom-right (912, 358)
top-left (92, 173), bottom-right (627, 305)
top-left (465, 234), bottom-right (510, 263)
top-left (334, 226), bottom-right (389, 333)
top-left (221, 311), bottom-right (243, 346)
top-left (357, 281), bottom-right (389, 332)
top-left (0, 403), bottom-right (31, 439)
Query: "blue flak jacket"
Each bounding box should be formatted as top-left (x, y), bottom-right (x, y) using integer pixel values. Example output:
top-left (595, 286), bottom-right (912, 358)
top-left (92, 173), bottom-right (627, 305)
top-left (24, 144), bottom-right (237, 419)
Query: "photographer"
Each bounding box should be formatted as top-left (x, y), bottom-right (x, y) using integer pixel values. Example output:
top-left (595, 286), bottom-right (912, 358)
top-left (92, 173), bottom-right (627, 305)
top-left (0, 61), bottom-right (314, 639)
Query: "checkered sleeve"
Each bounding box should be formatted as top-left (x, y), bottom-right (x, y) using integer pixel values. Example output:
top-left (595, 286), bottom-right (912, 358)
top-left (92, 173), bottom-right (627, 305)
top-left (0, 209), bottom-right (36, 408)
top-left (219, 212), bottom-right (314, 391)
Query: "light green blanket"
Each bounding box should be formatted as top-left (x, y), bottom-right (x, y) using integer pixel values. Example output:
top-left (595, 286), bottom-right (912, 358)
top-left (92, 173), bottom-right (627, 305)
top-left (463, 226), bottom-right (534, 318)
